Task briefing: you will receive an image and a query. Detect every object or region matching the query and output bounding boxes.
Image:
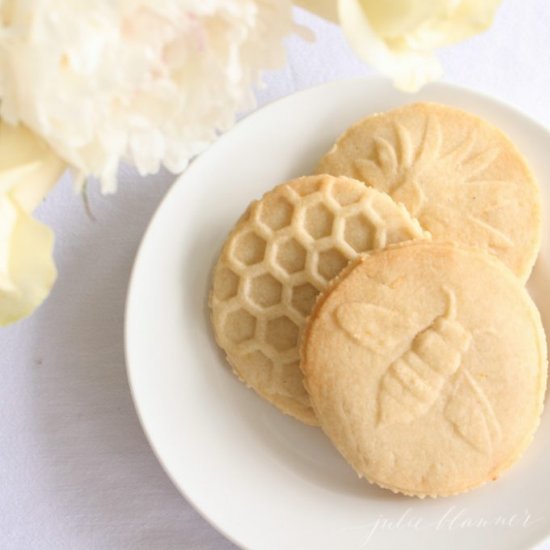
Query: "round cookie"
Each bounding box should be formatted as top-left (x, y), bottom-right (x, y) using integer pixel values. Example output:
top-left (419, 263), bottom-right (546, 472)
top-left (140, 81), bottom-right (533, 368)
top-left (318, 102), bottom-right (541, 282)
top-left (210, 174), bottom-right (427, 425)
top-left (302, 241), bottom-right (548, 496)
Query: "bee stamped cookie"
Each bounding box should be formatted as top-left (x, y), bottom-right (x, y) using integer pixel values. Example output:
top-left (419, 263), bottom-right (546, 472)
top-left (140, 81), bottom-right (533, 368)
top-left (210, 174), bottom-right (427, 425)
top-left (318, 102), bottom-right (541, 281)
top-left (301, 241), bottom-right (547, 497)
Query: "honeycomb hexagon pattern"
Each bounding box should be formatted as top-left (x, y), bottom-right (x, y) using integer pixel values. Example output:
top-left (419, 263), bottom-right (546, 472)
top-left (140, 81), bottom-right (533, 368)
top-left (210, 174), bottom-right (428, 425)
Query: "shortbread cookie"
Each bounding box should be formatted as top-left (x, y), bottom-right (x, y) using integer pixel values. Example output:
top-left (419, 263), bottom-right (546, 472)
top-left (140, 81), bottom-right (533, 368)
top-left (318, 102), bottom-right (541, 282)
top-left (302, 241), bottom-right (547, 496)
top-left (210, 174), bottom-right (427, 425)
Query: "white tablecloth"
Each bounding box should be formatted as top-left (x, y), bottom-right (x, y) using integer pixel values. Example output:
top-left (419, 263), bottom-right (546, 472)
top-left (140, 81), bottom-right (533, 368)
top-left (2, 3), bottom-right (550, 549)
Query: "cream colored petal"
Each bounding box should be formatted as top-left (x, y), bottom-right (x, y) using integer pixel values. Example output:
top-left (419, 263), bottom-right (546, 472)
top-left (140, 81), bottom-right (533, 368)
top-left (358, 0), bottom-right (448, 38)
top-left (355, 0), bottom-right (501, 48)
top-left (0, 196), bottom-right (17, 292)
top-left (0, 163), bottom-right (45, 197)
top-left (293, 0), bottom-right (339, 22)
top-left (11, 158), bottom-right (66, 212)
top-left (0, 196), bottom-right (56, 325)
top-left (338, 0), bottom-right (442, 92)
top-left (390, 0), bottom-right (501, 51)
top-left (0, 122), bottom-right (65, 325)
top-left (417, 0), bottom-right (501, 49)
top-left (0, 121), bottom-right (66, 212)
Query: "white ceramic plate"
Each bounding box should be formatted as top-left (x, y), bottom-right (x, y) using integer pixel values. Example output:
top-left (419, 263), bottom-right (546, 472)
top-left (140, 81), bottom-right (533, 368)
top-left (125, 78), bottom-right (550, 550)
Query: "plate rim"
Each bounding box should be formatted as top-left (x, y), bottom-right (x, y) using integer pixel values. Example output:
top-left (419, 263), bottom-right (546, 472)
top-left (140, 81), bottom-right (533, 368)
top-left (124, 76), bottom-right (550, 550)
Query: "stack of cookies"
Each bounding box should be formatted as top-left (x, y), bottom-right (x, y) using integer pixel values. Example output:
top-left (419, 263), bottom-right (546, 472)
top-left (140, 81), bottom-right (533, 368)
top-left (209, 103), bottom-right (548, 498)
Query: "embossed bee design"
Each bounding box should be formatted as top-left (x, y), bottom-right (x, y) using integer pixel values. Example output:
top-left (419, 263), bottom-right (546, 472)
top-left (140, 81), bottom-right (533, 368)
top-left (336, 289), bottom-right (501, 454)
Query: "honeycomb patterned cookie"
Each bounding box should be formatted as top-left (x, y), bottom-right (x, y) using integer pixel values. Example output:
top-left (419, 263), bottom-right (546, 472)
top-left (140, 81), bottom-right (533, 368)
top-left (209, 174), bottom-right (428, 425)
top-left (318, 102), bottom-right (542, 282)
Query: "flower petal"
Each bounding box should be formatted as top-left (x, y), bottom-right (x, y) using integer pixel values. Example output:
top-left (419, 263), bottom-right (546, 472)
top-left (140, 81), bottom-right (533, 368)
top-left (0, 1), bottom-right (295, 192)
top-left (404, 0), bottom-right (502, 50)
top-left (0, 196), bottom-right (17, 292)
top-left (0, 121), bottom-right (64, 325)
top-left (337, 0), bottom-right (443, 92)
top-left (0, 196), bottom-right (56, 326)
top-left (0, 121), bottom-right (66, 211)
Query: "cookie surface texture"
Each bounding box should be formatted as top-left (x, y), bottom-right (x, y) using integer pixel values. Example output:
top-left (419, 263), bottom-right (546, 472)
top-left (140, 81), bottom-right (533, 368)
top-left (302, 241), bottom-right (547, 495)
top-left (210, 174), bottom-right (426, 425)
top-left (318, 102), bottom-right (541, 281)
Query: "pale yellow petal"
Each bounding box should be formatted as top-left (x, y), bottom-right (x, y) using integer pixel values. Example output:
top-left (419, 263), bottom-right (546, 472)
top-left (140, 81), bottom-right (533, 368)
top-left (357, 0), bottom-right (501, 47)
top-left (358, 0), bottom-right (447, 38)
top-left (0, 163), bottom-right (45, 197)
top-left (0, 121), bottom-right (65, 325)
top-left (338, 0), bottom-right (442, 92)
top-left (0, 197), bottom-right (56, 326)
top-left (0, 196), bottom-right (17, 291)
top-left (0, 121), bottom-right (66, 212)
top-left (11, 158), bottom-right (66, 213)
top-left (411, 0), bottom-right (502, 49)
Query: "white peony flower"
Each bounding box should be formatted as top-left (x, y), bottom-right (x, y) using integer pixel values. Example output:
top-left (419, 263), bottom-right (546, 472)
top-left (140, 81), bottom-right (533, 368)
top-left (0, 120), bottom-right (65, 326)
top-left (0, 0), bottom-right (295, 192)
top-left (296, 0), bottom-right (501, 91)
